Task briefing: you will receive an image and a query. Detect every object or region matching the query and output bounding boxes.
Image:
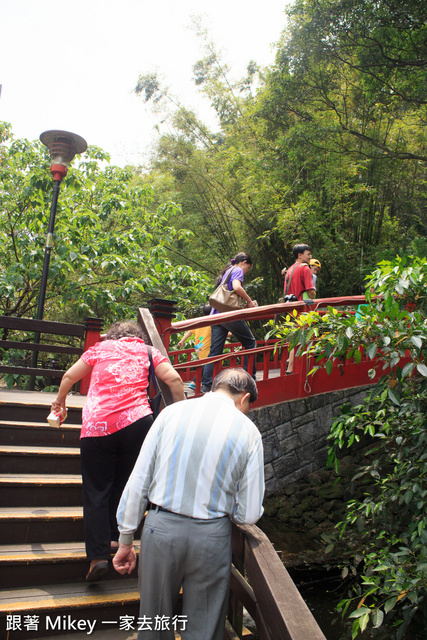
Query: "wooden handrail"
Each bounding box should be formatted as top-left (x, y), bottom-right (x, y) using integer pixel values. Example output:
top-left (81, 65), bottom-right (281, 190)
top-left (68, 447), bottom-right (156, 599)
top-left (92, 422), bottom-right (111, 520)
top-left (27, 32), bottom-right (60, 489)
top-left (137, 307), bottom-right (176, 407)
top-left (0, 315), bottom-right (102, 388)
top-left (0, 365), bottom-right (67, 378)
top-left (0, 340), bottom-right (83, 355)
top-left (172, 343), bottom-right (275, 370)
top-left (0, 316), bottom-right (85, 337)
top-left (164, 295), bottom-right (368, 337)
top-left (158, 296), bottom-right (392, 408)
top-left (230, 523), bottom-right (326, 640)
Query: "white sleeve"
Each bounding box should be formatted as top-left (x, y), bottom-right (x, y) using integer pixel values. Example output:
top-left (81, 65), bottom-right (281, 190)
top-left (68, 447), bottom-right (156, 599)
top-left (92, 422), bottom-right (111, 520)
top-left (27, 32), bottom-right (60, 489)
top-left (232, 434), bottom-right (265, 525)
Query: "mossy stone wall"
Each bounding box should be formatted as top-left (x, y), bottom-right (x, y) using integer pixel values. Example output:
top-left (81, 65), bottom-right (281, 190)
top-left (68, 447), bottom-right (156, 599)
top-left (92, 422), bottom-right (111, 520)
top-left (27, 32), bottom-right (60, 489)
top-left (249, 385), bottom-right (372, 497)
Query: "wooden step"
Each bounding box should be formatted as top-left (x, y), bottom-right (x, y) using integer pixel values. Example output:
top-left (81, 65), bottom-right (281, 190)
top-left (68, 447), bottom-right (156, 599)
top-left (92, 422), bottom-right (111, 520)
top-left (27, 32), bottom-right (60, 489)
top-left (0, 542), bottom-right (138, 588)
top-left (0, 542), bottom-right (87, 589)
top-left (0, 391), bottom-right (152, 640)
top-left (0, 579), bottom-right (140, 639)
top-left (0, 390), bottom-right (85, 425)
top-left (0, 445), bottom-right (80, 474)
top-left (0, 474), bottom-right (82, 507)
top-left (0, 402), bottom-right (83, 425)
top-left (0, 420), bottom-right (81, 447)
top-left (0, 506), bottom-right (84, 544)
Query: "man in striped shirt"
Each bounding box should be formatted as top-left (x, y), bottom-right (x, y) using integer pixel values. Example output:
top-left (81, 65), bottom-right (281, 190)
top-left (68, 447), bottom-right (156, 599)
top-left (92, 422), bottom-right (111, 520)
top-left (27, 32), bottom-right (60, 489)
top-left (113, 368), bottom-right (264, 640)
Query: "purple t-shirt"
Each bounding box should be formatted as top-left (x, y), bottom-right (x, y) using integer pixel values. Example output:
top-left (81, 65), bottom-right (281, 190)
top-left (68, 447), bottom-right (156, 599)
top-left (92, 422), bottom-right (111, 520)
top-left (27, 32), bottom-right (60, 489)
top-left (211, 267), bottom-right (244, 315)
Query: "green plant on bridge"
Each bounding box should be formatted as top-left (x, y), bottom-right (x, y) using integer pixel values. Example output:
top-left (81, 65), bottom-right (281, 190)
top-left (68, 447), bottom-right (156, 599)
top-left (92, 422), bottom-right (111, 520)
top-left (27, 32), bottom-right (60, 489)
top-left (268, 256), bottom-right (427, 638)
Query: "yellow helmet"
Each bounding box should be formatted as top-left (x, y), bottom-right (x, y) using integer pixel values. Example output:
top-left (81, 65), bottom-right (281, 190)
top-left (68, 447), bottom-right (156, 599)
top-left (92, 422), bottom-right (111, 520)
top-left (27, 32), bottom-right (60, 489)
top-left (310, 259), bottom-right (321, 268)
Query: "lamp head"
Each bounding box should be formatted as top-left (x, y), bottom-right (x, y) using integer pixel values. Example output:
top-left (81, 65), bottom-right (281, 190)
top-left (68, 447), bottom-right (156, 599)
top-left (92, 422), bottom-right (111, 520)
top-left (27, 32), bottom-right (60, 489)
top-left (40, 130), bottom-right (87, 181)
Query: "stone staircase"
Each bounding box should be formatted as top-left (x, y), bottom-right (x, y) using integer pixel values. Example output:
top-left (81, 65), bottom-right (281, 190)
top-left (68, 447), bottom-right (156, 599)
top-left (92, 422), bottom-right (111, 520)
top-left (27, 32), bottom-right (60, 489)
top-left (0, 391), bottom-right (140, 640)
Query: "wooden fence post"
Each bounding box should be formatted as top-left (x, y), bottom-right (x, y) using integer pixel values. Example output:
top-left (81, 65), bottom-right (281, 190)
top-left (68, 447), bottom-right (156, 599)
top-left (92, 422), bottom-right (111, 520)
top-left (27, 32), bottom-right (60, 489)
top-left (148, 298), bottom-right (177, 352)
top-left (137, 306), bottom-right (176, 407)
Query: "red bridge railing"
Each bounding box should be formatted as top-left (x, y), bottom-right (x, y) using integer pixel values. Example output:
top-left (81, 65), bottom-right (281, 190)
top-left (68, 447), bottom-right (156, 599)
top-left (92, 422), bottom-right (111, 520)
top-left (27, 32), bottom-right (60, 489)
top-left (150, 296), bottom-right (406, 409)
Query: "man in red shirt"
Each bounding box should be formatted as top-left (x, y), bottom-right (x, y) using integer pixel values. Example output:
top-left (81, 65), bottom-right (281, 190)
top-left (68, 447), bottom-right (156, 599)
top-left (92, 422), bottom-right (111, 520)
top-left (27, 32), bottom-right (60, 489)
top-left (283, 244), bottom-right (316, 301)
top-left (283, 244), bottom-right (316, 374)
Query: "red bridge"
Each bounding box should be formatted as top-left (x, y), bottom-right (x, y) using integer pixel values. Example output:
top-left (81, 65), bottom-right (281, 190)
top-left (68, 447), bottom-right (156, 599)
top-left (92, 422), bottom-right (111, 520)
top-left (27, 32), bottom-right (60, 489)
top-left (141, 295), bottom-right (387, 409)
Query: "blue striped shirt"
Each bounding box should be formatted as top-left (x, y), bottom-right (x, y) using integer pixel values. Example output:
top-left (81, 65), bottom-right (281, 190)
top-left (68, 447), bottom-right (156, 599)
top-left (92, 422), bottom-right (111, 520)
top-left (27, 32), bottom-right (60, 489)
top-left (117, 392), bottom-right (264, 544)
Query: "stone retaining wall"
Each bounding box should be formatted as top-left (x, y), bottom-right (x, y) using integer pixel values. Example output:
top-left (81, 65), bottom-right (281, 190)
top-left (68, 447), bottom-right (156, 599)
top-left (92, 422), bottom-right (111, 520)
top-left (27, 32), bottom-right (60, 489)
top-left (250, 385), bottom-right (372, 497)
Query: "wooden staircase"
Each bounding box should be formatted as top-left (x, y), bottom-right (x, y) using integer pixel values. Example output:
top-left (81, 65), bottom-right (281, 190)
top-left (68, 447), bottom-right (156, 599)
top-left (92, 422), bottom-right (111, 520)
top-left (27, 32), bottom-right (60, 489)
top-left (0, 391), bottom-right (140, 640)
top-left (0, 388), bottom-right (327, 640)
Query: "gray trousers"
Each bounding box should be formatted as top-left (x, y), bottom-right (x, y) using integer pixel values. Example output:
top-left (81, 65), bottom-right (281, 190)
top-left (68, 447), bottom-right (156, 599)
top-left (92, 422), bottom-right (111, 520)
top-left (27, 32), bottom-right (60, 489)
top-left (137, 509), bottom-right (232, 640)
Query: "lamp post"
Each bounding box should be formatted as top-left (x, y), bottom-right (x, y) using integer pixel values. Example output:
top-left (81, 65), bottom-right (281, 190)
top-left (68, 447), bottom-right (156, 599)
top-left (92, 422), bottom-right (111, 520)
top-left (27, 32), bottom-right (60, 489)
top-left (30, 130), bottom-right (87, 383)
top-left (37, 130), bottom-right (87, 321)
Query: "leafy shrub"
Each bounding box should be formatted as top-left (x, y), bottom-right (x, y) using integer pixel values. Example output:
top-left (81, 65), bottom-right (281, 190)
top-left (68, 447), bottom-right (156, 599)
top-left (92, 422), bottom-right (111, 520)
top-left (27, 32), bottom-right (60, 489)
top-left (269, 256), bottom-right (427, 638)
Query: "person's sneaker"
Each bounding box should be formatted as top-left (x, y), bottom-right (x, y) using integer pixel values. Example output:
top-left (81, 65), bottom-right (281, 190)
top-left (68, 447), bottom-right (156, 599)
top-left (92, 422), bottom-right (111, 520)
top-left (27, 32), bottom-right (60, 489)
top-left (201, 385), bottom-right (211, 393)
top-left (188, 381), bottom-right (196, 390)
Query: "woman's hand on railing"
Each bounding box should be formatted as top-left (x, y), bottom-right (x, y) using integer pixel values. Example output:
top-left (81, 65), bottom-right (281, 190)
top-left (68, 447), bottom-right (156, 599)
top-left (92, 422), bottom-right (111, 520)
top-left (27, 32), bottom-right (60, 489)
top-left (246, 300), bottom-right (258, 308)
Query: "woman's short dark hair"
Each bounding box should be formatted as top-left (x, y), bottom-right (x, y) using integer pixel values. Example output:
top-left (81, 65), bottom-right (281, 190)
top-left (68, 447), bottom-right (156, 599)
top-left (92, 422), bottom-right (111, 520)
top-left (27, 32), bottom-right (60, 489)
top-left (212, 368), bottom-right (258, 404)
top-left (104, 321), bottom-right (147, 341)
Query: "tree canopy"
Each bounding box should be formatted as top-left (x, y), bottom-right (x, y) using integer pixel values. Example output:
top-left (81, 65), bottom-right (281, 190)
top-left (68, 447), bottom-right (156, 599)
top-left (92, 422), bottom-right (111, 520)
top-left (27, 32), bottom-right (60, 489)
top-left (0, 122), bottom-right (211, 326)
top-left (134, 0), bottom-right (427, 303)
top-left (2, 1), bottom-right (426, 323)
top-left (129, 6), bottom-right (427, 635)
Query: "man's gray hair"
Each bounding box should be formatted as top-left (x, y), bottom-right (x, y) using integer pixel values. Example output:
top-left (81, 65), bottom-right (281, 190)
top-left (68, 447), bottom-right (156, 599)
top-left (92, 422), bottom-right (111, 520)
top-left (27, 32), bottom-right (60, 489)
top-left (212, 368), bottom-right (258, 404)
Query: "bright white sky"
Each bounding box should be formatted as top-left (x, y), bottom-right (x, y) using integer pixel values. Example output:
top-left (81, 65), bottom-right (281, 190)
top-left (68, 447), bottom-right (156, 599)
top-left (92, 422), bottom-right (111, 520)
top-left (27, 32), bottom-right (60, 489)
top-left (0, 0), bottom-right (288, 167)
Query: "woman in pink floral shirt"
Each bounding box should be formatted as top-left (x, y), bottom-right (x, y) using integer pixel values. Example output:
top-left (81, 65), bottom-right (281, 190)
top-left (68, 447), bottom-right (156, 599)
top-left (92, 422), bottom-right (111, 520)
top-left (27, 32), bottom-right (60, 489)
top-left (52, 321), bottom-right (184, 581)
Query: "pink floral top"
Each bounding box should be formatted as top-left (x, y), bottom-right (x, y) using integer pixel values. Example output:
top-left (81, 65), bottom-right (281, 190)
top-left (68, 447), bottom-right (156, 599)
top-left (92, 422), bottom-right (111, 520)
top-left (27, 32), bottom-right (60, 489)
top-left (80, 337), bottom-right (168, 438)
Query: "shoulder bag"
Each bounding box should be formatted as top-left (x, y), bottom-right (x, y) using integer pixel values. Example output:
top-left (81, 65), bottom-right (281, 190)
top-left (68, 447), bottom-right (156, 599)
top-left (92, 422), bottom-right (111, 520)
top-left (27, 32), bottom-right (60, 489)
top-left (209, 268), bottom-right (243, 313)
top-left (147, 345), bottom-right (162, 420)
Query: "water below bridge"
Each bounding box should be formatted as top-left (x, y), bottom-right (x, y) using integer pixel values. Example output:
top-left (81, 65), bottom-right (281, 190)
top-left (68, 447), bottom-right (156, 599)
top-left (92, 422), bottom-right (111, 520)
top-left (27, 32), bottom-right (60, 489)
top-left (258, 518), bottom-right (425, 640)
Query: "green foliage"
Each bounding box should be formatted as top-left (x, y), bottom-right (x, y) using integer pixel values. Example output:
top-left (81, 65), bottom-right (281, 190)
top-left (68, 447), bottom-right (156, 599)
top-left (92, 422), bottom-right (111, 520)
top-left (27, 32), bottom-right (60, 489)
top-left (269, 256), bottom-right (427, 637)
top-left (280, 0), bottom-right (427, 161)
top-left (134, 2), bottom-right (427, 306)
top-left (366, 256), bottom-right (427, 315)
top-left (0, 123), bottom-right (211, 327)
top-left (332, 383), bottom-right (427, 639)
top-left (254, 0), bottom-right (427, 293)
top-left (134, 28), bottom-right (289, 304)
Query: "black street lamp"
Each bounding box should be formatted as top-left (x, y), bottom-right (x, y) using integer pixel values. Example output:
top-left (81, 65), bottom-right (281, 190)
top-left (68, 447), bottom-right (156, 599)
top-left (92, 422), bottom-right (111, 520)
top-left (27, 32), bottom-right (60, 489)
top-left (37, 130), bottom-right (87, 321)
top-left (30, 131), bottom-right (87, 383)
